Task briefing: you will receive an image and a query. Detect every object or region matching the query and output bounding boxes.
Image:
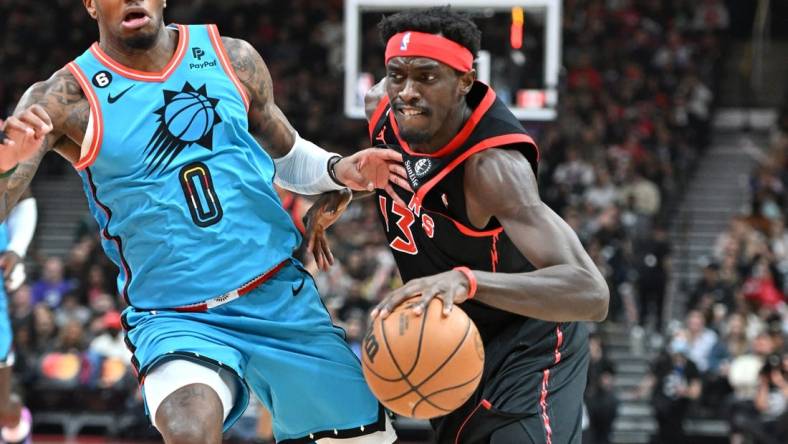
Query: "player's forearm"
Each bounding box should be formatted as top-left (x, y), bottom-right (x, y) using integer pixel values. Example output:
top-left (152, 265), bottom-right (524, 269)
top-left (470, 264), bottom-right (609, 322)
top-left (0, 160), bottom-right (41, 222)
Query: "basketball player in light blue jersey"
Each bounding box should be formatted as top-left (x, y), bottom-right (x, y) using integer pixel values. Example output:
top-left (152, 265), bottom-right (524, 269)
top-left (0, 1), bottom-right (408, 443)
top-left (0, 185), bottom-right (37, 444)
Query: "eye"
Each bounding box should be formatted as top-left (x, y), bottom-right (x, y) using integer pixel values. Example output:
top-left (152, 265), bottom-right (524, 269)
top-left (422, 73), bottom-right (437, 82)
top-left (387, 72), bottom-right (404, 82)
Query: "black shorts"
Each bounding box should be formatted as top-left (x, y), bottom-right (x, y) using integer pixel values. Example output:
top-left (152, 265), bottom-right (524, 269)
top-left (431, 322), bottom-right (589, 444)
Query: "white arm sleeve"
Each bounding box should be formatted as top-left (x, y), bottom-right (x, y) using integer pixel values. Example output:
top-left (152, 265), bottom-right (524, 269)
top-left (7, 197), bottom-right (37, 258)
top-left (273, 134), bottom-right (347, 195)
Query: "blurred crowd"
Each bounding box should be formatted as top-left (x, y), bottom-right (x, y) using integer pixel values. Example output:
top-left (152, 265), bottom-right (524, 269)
top-left (4, 0), bottom-right (784, 443)
top-left (639, 104), bottom-right (788, 444)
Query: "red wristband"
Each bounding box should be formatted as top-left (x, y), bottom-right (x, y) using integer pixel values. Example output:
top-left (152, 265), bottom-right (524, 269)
top-left (454, 266), bottom-right (477, 300)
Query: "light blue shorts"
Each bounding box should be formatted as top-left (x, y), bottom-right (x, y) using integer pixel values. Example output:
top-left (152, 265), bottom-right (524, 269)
top-left (122, 259), bottom-right (385, 443)
top-left (0, 285), bottom-right (12, 365)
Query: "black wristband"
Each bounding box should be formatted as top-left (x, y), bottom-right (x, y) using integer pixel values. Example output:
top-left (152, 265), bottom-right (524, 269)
top-left (327, 155), bottom-right (346, 187)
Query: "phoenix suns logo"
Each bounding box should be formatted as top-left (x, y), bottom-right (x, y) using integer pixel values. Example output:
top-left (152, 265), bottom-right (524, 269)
top-left (143, 82), bottom-right (221, 176)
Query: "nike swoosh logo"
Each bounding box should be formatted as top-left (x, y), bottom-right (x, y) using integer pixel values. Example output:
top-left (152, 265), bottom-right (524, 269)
top-left (107, 85), bottom-right (134, 104)
top-left (292, 276), bottom-right (306, 296)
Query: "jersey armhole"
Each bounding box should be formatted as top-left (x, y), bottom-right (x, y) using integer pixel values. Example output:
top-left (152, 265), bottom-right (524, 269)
top-left (207, 24), bottom-right (251, 112)
top-left (66, 62), bottom-right (103, 171)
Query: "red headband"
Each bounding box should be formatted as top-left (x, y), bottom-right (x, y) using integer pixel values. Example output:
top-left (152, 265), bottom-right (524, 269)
top-left (385, 31), bottom-right (474, 72)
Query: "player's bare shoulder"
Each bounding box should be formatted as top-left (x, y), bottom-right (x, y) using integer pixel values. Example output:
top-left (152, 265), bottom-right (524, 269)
top-left (464, 148), bottom-right (541, 221)
top-left (220, 36), bottom-right (271, 106)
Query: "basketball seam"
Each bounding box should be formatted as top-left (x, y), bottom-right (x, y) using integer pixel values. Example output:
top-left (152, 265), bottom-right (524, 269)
top-left (379, 311), bottom-right (448, 414)
top-left (408, 318), bottom-right (473, 416)
top-left (382, 316), bottom-right (473, 404)
top-left (411, 368), bottom-right (483, 415)
top-left (362, 356), bottom-right (409, 382)
top-left (405, 303), bottom-right (430, 376)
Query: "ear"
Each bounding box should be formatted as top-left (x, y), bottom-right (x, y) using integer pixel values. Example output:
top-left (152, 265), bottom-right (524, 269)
top-left (83, 0), bottom-right (97, 20)
top-left (458, 69), bottom-right (476, 96)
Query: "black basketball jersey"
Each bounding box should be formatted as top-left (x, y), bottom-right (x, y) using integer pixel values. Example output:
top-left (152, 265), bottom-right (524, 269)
top-left (370, 81), bottom-right (557, 345)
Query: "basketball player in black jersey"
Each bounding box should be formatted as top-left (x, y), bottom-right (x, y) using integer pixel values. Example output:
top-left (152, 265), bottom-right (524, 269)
top-left (361, 8), bottom-right (610, 444)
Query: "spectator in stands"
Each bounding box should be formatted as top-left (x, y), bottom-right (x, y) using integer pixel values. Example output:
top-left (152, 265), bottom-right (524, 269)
top-left (30, 257), bottom-right (73, 309)
top-left (742, 257), bottom-right (786, 311)
top-left (553, 148), bottom-right (595, 197)
top-left (642, 334), bottom-right (702, 444)
top-left (9, 284), bottom-right (33, 327)
top-left (685, 309), bottom-right (719, 373)
top-left (729, 353), bottom-right (788, 444)
top-left (53, 293), bottom-right (91, 329)
top-left (584, 333), bottom-right (618, 444)
top-left (583, 167), bottom-right (618, 211)
top-left (54, 320), bottom-right (87, 354)
top-left (30, 304), bottom-right (56, 355)
top-left (689, 263), bottom-right (735, 314)
top-left (635, 226), bottom-right (671, 331)
top-left (89, 311), bottom-right (131, 362)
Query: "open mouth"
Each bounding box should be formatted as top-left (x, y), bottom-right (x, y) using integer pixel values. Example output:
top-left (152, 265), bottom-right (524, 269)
top-left (122, 10), bottom-right (151, 29)
top-left (397, 107), bottom-right (427, 117)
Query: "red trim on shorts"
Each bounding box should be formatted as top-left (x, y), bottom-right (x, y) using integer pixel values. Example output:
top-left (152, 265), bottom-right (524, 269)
top-left (173, 259), bottom-right (288, 313)
top-left (89, 25), bottom-right (189, 82)
top-left (368, 95), bottom-right (390, 140)
top-left (207, 24), bottom-right (251, 111)
top-left (238, 260), bottom-right (287, 296)
top-left (390, 84), bottom-right (496, 158)
top-left (67, 62), bottom-right (103, 170)
top-left (454, 399), bottom-right (492, 444)
top-left (540, 325), bottom-right (564, 444)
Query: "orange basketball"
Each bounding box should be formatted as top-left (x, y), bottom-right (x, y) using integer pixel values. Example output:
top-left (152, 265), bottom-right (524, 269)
top-left (361, 298), bottom-right (485, 419)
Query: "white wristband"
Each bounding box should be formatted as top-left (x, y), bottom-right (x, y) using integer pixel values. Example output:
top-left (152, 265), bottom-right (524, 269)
top-left (273, 133), bottom-right (347, 195)
top-left (7, 197), bottom-right (37, 258)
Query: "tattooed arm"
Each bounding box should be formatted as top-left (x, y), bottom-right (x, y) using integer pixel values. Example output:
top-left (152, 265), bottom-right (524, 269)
top-left (220, 37), bottom-right (295, 157)
top-left (220, 36), bottom-right (409, 190)
top-left (0, 68), bottom-right (88, 221)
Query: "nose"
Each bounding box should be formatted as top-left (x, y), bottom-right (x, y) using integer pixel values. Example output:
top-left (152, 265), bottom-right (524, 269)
top-left (398, 78), bottom-right (421, 104)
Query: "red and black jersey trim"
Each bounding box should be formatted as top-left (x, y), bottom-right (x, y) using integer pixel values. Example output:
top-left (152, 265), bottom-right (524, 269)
top-left (389, 84), bottom-right (497, 158)
top-left (85, 167), bottom-right (133, 306)
top-left (413, 133), bottom-right (537, 209)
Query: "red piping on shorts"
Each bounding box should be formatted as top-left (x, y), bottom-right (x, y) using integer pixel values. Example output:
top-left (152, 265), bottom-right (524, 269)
top-left (454, 399), bottom-right (492, 444)
top-left (540, 325), bottom-right (564, 444)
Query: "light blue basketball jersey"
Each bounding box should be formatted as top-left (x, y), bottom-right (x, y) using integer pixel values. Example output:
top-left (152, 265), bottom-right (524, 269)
top-left (69, 24), bottom-right (300, 309)
top-left (0, 223), bottom-right (7, 254)
top-left (0, 222), bottom-right (9, 363)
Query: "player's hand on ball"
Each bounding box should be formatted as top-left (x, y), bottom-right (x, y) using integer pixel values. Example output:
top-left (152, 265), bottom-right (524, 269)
top-left (0, 106), bottom-right (53, 171)
top-left (334, 148), bottom-right (411, 206)
top-left (303, 189), bottom-right (352, 272)
top-left (371, 269), bottom-right (472, 319)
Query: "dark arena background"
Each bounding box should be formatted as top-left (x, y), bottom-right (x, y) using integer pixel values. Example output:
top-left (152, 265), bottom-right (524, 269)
top-left (1, 0), bottom-right (787, 443)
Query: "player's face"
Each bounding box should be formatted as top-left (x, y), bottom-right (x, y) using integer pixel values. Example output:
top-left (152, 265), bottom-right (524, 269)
top-left (85, 0), bottom-right (165, 49)
top-left (386, 57), bottom-right (472, 146)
